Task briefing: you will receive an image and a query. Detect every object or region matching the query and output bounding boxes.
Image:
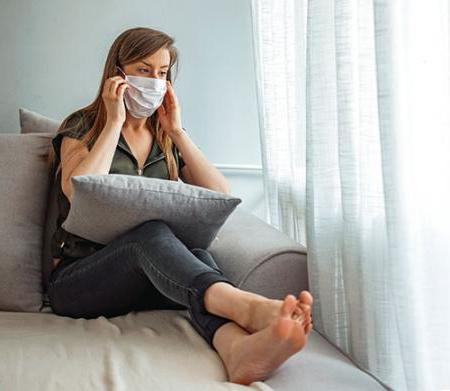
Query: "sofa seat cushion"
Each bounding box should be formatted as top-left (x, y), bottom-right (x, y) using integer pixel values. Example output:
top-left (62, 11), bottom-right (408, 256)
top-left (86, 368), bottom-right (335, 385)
top-left (0, 310), bottom-right (385, 390)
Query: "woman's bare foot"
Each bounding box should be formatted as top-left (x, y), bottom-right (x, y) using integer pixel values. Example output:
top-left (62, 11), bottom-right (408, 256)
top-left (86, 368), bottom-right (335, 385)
top-left (223, 294), bottom-right (307, 385)
top-left (243, 290), bottom-right (314, 335)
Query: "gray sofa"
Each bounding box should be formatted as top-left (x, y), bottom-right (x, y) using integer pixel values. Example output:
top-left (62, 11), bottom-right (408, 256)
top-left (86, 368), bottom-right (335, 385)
top-left (0, 126), bottom-right (387, 390)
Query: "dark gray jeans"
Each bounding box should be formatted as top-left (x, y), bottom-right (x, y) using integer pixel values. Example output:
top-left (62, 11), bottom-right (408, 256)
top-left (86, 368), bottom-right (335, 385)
top-left (47, 219), bottom-right (236, 350)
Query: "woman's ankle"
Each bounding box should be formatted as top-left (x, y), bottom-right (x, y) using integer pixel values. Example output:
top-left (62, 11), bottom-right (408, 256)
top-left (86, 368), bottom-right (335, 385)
top-left (204, 282), bottom-right (262, 328)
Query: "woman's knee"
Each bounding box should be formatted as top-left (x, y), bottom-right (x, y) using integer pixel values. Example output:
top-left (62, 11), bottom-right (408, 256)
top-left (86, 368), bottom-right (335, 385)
top-left (190, 247), bottom-right (207, 257)
top-left (190, 248), bottom-right (222, 272)
top-left (129, 219), bottom-right (173, 242)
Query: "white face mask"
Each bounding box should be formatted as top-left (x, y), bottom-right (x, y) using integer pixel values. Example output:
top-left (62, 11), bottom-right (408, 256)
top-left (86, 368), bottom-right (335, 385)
top-left (116, 66), bottom-right (167, 119)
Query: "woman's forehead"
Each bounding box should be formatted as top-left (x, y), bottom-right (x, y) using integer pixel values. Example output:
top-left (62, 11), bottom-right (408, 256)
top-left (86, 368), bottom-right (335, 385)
top-left (140, 48), bottom-right (171, 67)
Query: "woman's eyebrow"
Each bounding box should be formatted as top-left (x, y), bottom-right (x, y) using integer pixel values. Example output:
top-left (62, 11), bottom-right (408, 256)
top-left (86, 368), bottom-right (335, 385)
top-left (140, 60), bottom-right (169, 69)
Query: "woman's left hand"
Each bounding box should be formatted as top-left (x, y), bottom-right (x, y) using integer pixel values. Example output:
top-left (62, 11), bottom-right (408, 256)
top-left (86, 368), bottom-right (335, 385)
top-left (157, 80), bottom-right (183, 138)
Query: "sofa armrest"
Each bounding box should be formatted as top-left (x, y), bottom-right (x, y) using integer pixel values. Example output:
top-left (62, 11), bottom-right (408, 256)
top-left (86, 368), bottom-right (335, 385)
top-left (206, 206), bottom-right (308, 300)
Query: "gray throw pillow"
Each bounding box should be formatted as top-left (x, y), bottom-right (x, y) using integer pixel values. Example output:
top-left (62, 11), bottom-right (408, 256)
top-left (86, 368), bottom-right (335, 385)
top-left (0, 133), bottom-right (53, 312)
top-left (62, 174), bottom-right (242, 249)
top-left (19, 107), bottom-right (61, 134)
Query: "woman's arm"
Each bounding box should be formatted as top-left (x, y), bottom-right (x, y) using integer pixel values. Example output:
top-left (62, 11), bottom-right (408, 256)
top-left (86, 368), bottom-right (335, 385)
top-left (157, 81), bottom-right (230, 194)
top-left (171, 128), bottom-right (230, 194)
top-left (62, 75), bottom-right (129, 203)
top-left (61, 119), bottom-right (122, 203)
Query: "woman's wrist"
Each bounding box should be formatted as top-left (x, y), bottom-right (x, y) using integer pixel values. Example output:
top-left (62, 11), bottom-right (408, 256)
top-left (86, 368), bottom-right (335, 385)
top-left (169, 127), bottom-right (186, 140)
top-left (105, 118), bottom-right (124, 132)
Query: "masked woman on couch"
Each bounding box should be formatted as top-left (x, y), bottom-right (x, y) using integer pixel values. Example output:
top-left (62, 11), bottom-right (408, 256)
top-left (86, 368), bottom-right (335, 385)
top-left (47, 26), bottom-right (314, 386)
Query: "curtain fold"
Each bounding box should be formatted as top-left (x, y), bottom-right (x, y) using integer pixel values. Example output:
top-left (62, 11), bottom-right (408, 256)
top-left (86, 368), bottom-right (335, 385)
top-left (251, 0), bottom-right (309, 246)
top-left (251, 0), bottom-right (450, 389)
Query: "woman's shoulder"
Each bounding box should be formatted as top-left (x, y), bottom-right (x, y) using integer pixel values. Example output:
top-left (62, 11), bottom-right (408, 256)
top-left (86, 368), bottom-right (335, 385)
top-left (59, 109), bottom-right (94, 137)
top-left (51, 109), bottom-right (95, 160)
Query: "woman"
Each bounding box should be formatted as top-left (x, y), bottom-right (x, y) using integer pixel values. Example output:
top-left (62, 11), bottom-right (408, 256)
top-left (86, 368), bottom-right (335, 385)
top-left (47, 26), bottom-right (314, 385)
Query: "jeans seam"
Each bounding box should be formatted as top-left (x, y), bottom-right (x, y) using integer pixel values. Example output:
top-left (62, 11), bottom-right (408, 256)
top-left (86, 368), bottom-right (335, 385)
top-left (48, 242), bottom-right (139, 289)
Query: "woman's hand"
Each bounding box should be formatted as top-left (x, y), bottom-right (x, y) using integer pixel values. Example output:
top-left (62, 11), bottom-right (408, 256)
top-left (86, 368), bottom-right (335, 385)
top-left (102, 76), bottom-right (129, 125)
top-left (157, 80), bottom-right (183, 137)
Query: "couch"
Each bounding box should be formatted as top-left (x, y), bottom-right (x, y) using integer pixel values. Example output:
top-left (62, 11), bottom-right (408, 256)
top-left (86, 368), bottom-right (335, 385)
top-left (0, 111), bottom-right (387, 390)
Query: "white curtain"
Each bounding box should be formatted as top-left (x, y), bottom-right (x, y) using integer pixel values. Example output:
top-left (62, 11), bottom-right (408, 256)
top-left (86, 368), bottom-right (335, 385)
top-left (251, 1), bottom-right (450, 390)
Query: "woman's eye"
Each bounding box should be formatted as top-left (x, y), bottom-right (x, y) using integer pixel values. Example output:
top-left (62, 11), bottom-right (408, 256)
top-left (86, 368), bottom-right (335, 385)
top-left (139, 68), bottom-right (167, 76)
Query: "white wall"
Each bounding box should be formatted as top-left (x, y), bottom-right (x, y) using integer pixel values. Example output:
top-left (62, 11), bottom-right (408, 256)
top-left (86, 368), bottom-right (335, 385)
top-left (0, 0), bottom-right (267, 221)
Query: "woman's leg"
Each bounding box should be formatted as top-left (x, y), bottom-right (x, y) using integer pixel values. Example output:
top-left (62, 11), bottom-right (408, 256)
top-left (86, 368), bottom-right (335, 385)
top-left (131, 246), bottom-right (234, 348)
top-left (182, 248), bottom-right (234, 348)
top-left (48, 219), bottom-right (237, 349)
top-left (48, 220), bottom-right (312, 384)
top-left (132, 247), bottom-right (224, 311)
top-left (48, 240), bottom-right (168, 319)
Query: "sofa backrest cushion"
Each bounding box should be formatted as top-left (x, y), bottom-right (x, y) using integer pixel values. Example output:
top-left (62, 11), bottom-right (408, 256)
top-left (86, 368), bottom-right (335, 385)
top-left (19, 107), bottom-right (61, 134)
top-left (0, 133), bottom-right (53, 312)
top-left (18, 108), bottom-right (61, 296)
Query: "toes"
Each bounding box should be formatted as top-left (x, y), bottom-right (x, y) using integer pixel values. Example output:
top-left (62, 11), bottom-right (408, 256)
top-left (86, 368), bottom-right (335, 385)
top-left (298, 303), bottom-right (311, 318)
top-left (298, 301), bottom-right (312, 321)
top-left (281, 294), bottom-right (297, 317)
top-left (299, 290), bottom-right (313, 306)
top-left (299, 291), bottom-right (313, 308)
top-left (294, 302), bottom-right (313, 332)
top-left (297, 303), bottom-right (311, 319)
top-left (296, 292), bottom-right (313, 319)
top-left (291, 307), bottom-right (305, 322)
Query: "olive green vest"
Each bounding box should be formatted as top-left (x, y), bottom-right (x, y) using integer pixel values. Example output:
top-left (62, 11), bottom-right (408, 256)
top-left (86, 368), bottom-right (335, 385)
top-left (50, 110), bottom-right (185, 261)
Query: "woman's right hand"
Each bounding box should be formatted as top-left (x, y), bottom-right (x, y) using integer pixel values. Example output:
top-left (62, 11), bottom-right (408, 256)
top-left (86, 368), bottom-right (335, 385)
top-left (102, 76), bottom-right (129, 125)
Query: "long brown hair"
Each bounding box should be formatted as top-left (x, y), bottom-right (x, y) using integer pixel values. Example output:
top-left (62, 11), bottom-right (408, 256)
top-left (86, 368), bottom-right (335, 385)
top-left (48, 27), bottom-right (181, 181)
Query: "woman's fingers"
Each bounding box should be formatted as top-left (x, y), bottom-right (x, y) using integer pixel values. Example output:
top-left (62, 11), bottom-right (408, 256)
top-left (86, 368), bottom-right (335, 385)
top-left (104, 77), bottom-right (114, 97)
top-left (105, 76), bottom-right (126, 97)
top-left (165, 81), bottom-right (178, 107)
top-left (158, 103), bottom-right (166, 117)
top-left (163, 86), bottom-right (172, 107)
top-left (117, 82), bottom-right (128, 98)
top-left (163, 90), bottom-right (173, 111)
top-left (110, 78), bottom-right (127, 97)
top-left (102, 76), bottom-right (128, 125)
